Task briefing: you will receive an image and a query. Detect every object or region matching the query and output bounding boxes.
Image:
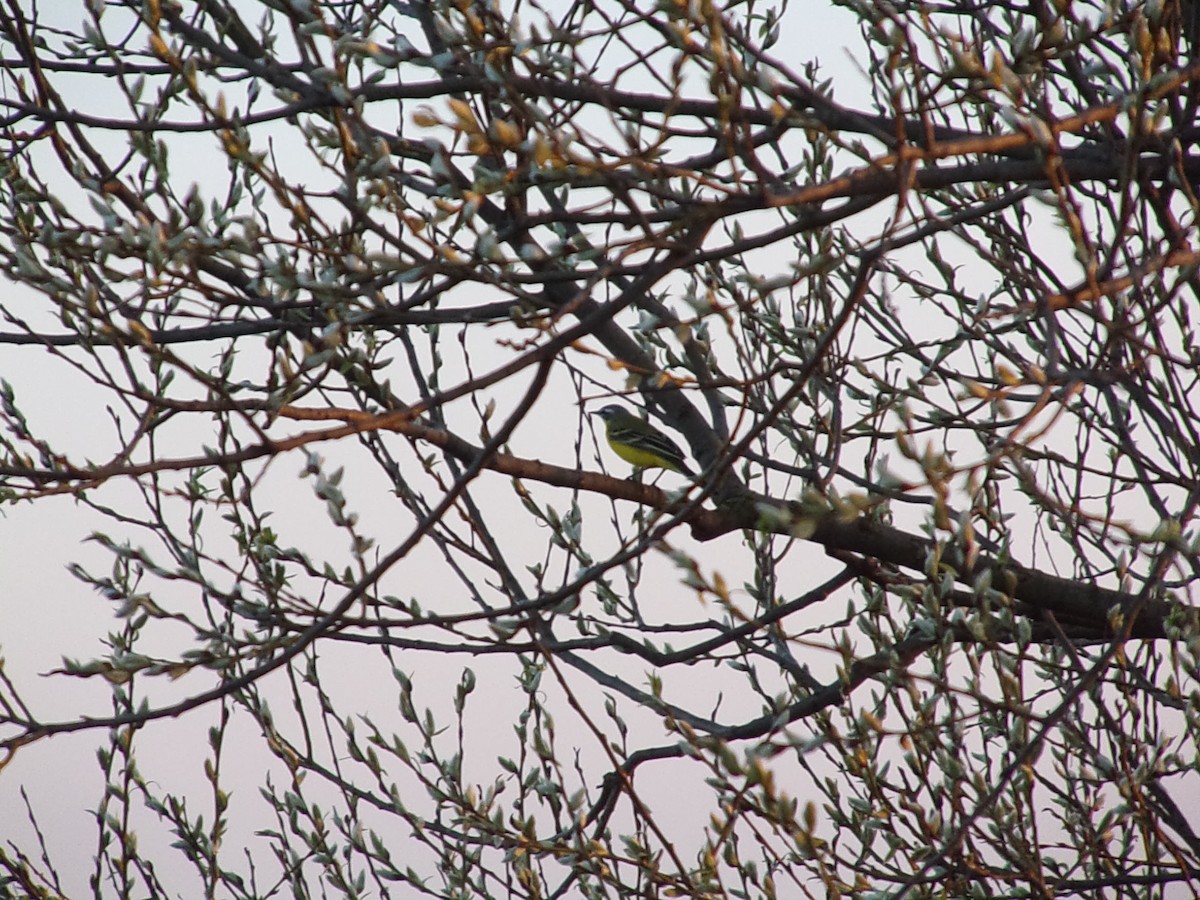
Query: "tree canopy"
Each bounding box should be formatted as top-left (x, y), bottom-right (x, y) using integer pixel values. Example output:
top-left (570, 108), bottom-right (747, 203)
top-left (2, 0), bottom-right (1200, 896)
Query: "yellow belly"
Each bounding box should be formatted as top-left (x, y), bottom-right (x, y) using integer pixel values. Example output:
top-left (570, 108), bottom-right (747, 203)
top-left (611, 440), bottom-right (685, 472)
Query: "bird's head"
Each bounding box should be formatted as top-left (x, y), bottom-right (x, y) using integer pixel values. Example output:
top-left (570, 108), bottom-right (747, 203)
top-left (591, 405), bottom-right (630, 422)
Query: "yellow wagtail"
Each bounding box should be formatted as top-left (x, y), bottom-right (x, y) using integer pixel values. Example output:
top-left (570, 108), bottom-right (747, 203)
top-left (591, 405), bottom-right (694, 476)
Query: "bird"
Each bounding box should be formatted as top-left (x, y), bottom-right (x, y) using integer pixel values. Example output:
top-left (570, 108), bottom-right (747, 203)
top-left (590, 404), bottom-right (694, 476)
